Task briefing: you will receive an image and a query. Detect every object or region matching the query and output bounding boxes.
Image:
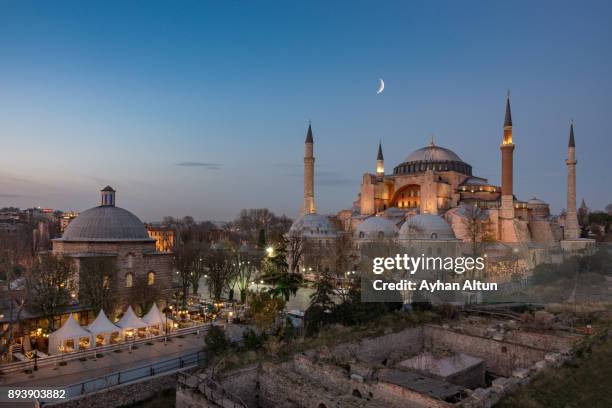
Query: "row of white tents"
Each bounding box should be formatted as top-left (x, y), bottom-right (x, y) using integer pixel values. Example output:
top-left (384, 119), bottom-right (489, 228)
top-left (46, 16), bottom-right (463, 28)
top-left (48, 304), bottom-right (173, 355)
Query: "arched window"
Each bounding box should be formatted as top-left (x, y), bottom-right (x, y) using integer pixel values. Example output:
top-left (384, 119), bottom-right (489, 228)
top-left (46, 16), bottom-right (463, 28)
top-left (147, 271), bottom-right (155, 285)
top-left (359, 231), bottom-right (365, 239)
top-left (125, 272), bottom-right (133, 288)
top-left (377, 231), bottom-right (384, 239)
top-left (431, 233), bottom-right (438, 239)
top-left (352, 389), bottom-right (362, 398)
top-left (127, 253), bottom-right (134, 268)
top-left (103, 276), bottom-right (109, 290)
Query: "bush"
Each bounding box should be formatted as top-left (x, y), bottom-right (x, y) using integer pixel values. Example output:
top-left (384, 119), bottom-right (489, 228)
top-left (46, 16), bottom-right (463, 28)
top-left (205, 326), bottom-right (230, 356)
top-left (242, 328), bottom-right (265, 351)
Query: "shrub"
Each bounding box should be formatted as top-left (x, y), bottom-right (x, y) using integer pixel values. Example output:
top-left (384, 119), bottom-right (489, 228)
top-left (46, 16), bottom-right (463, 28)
top-left (205, 326), bottom-right (230, 356)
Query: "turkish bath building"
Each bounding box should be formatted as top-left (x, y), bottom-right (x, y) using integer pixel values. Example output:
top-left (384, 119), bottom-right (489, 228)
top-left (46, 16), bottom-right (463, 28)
top-left (289, 95), bottom-right (593, 272)
top-left (52, 186), bottom-right (173, 316)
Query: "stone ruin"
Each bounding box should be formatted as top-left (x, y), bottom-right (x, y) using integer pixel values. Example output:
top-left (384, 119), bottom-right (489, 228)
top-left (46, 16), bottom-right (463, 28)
top-left (177, 316), bottom-right (583, 408)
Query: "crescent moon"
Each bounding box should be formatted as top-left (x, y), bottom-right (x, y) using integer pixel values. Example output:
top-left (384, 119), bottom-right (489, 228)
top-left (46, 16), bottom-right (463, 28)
top-left (377, 78), bottom-right (385, 94)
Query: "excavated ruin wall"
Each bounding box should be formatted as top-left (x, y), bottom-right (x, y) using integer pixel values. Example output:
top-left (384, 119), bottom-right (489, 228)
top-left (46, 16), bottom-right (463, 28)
top-left (424, 325), bottom-right (548, 376)
top-left (330, 326), bottom-right (424, 364)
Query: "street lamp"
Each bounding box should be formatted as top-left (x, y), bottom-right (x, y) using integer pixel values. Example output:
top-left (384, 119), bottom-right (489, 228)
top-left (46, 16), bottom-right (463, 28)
top-left (266, 246), bottom-right (274, 257)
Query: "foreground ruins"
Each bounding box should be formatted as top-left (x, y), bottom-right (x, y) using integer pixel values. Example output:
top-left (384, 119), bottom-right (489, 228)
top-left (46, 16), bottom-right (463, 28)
top-left (176, 313), bottom-right (584, 408)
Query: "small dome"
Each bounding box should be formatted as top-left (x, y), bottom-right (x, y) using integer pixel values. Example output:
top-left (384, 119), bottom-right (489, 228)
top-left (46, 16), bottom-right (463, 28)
top-left (527, 197), bottom-right (547, 206)
top-left (61, 206), bottom-right (152, 242)
top-left (288, 214), bottom-right (337, 238)
top-left (354, 216), bottom-right (398, 240)
top-left (399, 214), bottom-right (456, 240)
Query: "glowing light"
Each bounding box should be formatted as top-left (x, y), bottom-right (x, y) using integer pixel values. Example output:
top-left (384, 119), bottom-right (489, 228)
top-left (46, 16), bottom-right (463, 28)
top-left (266, 246), bottom-right (274, 256)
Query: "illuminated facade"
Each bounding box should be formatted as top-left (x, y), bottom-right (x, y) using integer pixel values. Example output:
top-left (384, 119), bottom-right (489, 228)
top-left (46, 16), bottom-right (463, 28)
top-left (146, 225), bottom-right (175, 252)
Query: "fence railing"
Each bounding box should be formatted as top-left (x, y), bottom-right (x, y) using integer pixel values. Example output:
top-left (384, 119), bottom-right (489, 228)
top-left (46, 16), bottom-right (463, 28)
top-left (40, 349), bottom-right (207, 406)
top-left (0, 323), bottom-right (216, 376)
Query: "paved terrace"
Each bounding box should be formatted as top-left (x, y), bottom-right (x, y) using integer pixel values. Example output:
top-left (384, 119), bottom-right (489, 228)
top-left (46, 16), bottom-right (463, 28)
top-left (1, 332), bottom-right (206, 388)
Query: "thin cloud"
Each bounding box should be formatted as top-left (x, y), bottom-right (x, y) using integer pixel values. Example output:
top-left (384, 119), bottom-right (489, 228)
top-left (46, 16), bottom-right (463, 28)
top-left (175, 162), bottom-right (222, 170)
top-left (285, 170), bottom-right (357, 187)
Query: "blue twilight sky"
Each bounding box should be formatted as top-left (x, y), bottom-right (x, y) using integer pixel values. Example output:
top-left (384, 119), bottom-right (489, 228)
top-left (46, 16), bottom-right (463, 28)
top-left (0, 1), bottom-right (611, 222)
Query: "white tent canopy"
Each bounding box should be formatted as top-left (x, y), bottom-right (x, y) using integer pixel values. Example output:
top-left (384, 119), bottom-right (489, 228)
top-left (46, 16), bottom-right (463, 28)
top-left (142, 303), bottom-right (165, 326)
top-left (115, 306), bottom-right (147, 338)
top-left (48, 313), bottom-right (92, 355)
top-left (88, 310), bottom-right (121, 346)
top-left (142, 303), bottom-right (173, 335)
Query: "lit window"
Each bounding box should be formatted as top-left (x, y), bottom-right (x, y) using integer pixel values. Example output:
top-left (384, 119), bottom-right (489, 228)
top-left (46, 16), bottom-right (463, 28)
top-left (125, 273), bottom-right (133, 288)
top-left (147, 271), bottom-right (155, 285)
top-left (103, 276), bottom-right (109, 289)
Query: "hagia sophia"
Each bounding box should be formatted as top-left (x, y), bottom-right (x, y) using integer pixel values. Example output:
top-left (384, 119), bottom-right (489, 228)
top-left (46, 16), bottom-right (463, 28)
top-left (289, 95), bottom-right (594, 272)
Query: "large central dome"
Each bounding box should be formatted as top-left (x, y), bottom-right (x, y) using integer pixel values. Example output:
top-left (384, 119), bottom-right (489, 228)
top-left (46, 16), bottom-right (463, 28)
top-left (61, 206), bottom-right (153, 242)
top-left (404, 144), bottom-right (463, 163)
top-left (60, 186), bottom-right (153, 242)
top-left (393, 140), bottom-right (472, 176)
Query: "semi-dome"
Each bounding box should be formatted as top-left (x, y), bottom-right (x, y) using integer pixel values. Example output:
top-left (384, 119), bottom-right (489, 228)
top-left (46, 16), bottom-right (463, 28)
top-left (393, 140), bottom-right (472, 177)
top-left (288, 213), bottom-right (337, 238)
top-left (399, 214), bottom-right (456, 241)
top-left (61, 206), bottom-right (152, 242)
top-left (354, 216), bottom-right (398, 240)
top-left (460, 177), bottom-right (489, 186)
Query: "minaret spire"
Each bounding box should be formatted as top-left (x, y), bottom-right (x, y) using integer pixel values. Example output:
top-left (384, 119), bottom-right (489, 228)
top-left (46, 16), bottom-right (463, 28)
top-left (376, 140), bottom-right (384, 178)
top-left (504, 90), bottom-right (512, 128)
top-left (564, 120), bottom-right (579, 239)
top-left (305, 122), bottom-right (313, 144)
top-left (499, 91), bottom-right (517, 241)
top-left (302, 123), bottom-right (316, 215)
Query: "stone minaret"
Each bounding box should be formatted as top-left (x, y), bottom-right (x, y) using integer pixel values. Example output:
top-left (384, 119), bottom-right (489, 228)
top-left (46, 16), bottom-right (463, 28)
top-left (376, 141), bottom-right (384, 179)
top-left (499, 93), bottom-right (518, 242)
top-left (302, 124), bottom-right (316, 215)
top-left (100, 186), bottom-right (116, 207)
top-left (564, 122), bottom-right (580, 239)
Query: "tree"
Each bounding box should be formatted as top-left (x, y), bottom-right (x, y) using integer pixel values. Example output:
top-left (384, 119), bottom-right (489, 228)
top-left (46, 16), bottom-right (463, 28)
top-left (233, 209), bottom-right (293, 244)
top-left (248, 291), bottom-right (285, 331)
top-left (261, 239), bottom-right (302, 301)
top-left (309, 269), bottom-right (335, 310)
top-left (461, 204), bottom-right (495, 256)
top-left (233, 247), bottom-right (261, 303)
top-left (130, 274), bottom-right (161, 314)
top-left (0, 229), bottom-right (29, 360)
top-left (174, 241), bottom-right (205, 308)
top-left (25, 254), bottom-right (76, 330)
top-left (189, 245), bottom-right (208, 296)
top-left (331, 231), bottom-right (358, 278)
top-left (78, 257), bottom-right (119, 315)
top-left (286, 234), bottom-right (305, 274)
top-left (205, 244), bottom-right (238, 301)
